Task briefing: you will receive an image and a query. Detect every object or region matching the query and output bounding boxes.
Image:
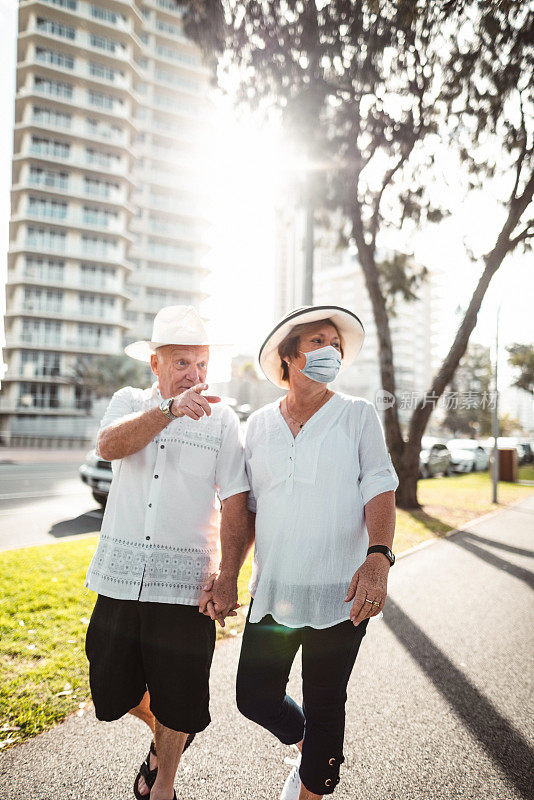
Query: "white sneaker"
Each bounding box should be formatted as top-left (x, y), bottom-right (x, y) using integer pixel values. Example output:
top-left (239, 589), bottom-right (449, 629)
top-left (280, 752), bottom-right (302, 800)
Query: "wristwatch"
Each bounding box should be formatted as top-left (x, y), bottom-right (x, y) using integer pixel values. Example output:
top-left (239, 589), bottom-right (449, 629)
top-left (367, 545), bottom-right (395, 566)
top-left (160, 397), bottom-right (178, 420)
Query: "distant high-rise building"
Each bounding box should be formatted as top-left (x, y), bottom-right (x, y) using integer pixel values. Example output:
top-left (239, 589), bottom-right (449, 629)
top-left (1, 0), bottom-right (213, 445)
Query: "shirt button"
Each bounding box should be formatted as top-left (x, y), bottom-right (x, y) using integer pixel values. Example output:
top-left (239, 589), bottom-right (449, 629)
top-left (148, 503), bottom-right (152, 508)
top-left (160, 445), bottom-right (165, 449)
top-left (154, 474), bottom-right (159, 479)
top-left (146, 536), bottom-right (150, 541)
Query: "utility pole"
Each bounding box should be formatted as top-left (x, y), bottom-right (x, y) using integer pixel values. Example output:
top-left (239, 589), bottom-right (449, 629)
top-left (492, 303), bottom-right (501, 503)
top-left (303, 178), bottom-right (314, 305)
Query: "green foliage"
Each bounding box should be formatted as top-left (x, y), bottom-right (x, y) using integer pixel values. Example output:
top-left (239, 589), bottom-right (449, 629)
top-left (70, 355), bottom-right (151, 403)
top-left (506, 342), bottom-right (534, 395)
top-left (442, 342), bottom-right (494, 436)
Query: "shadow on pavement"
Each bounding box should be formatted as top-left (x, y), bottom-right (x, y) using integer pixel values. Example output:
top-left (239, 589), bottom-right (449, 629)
top-left (456, 530), bottom-right (534, 559)
top-left (48, 509), bottom-right (103, 538)
top-left (446, 531), bottom-right (534, 590)
top-left (384, 598), bottom-right (534, 800)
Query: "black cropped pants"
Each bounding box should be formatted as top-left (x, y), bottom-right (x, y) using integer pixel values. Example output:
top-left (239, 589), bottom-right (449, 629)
top-left (236, 599), bottom-right (369, 795)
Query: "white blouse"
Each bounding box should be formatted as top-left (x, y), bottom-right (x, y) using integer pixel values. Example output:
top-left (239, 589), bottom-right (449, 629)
top-left (85, 382), bottom-right (249, 605)
top-left (244, 392), bottom-right (399, 629)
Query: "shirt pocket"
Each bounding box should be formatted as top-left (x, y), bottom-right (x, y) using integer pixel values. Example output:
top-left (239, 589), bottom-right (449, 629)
top-left (178, 423), bottom-right (220, 478)
top-left (248, 441), bottom-right (286, 493)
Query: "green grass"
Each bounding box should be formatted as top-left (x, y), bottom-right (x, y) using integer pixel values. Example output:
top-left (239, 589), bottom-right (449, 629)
top-left (0, 539), bottom-right (252, 750)
top-left (1, 470), bottom-right (532, 749)
top-left (518, 464), bottom-right (534, 481)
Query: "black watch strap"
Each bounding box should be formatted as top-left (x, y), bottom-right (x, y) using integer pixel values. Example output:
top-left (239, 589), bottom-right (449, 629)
top-left (367, 545), bottom-right (395, 566)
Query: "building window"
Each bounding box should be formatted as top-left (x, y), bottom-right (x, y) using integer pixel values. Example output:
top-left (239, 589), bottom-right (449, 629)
top-left (88, 89), bottom-right (118, 110)
top-left (29, 167), bottom-right (69, 190)
top-left (79, 293), bottom-right (115, 318)
top-left (89, 61), bottom-right (116, 81)
top-left (89, 33), bottom-right (119, 53)
top-left (26, 226), bottom-right (67, 251)
top-left (156, 19), bottom-right (183, 37)
top-left (30, 136), bottom-right (70, 159)
top-left (18, 382), bottom-right (60, 409)
top-left (76, 322), bottom-right (114, 347)
top-left (85, 118), bottom-right (123, 141)
top-left (41, 0), bottom-right (77, 9)
top-left (24, 256), bottom-right (65, 282)
top-left (83, 177), bottom-right (118, 197)
top-left (21, 318), bottom-right (62, 346)
top-left (28, 197), bottom-right (68, 220)
top-left (36, 18), bottom-right (75, 40)
top-left (90, 4), bottom-right (118, 24)
top-left (81, 235), bottom-right (117, 256)
top-left (35, 48), bottom-right (75, 69)
top-left (83, 206), bottom-right (118, 226)
top-left (85, 147), bottom-right (120, 168)
top-left (32, 105), bottom-right (71, 128)
top-left (21, 350), bottom-right (61, 378)
top-left (155, 44), bottom-right (200, 66)
top-left (23, 287), bottom-right (63, 313)
top-left (34, 76), bottom-right (73, 99)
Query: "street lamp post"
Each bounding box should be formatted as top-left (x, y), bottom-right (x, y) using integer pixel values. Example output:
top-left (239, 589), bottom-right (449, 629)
top-left (491, 303), bottom-right (501, 503)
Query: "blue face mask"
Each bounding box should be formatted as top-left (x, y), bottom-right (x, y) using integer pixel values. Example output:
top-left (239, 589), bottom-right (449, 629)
top-left (294, 345), bottom-right (342, 383)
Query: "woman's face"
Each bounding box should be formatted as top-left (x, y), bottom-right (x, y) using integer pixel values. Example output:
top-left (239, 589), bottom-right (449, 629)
top-left (290, 322), bottom-right (342, 372)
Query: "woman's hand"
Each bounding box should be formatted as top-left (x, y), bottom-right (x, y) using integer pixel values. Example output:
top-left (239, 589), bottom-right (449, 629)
top-left (344, 554), bottom-right (390, 626)
top-left (198, 571), bottom-right (240, 627)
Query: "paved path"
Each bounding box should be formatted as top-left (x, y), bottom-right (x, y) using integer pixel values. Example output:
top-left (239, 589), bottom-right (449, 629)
top-left (1, 495), bottom-right (533, 800)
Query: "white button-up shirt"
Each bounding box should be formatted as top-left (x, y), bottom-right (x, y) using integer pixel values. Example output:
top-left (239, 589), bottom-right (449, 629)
top-left (85, 382), bottom-right (249, 605)
top-left (245, 392), bottom-right (399, 629)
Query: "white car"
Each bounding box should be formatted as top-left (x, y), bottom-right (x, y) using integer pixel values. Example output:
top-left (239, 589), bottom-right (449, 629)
top-left (79, 449), bottom-right (112, 506)
top-left (446, 440), bottom-right (489, 473)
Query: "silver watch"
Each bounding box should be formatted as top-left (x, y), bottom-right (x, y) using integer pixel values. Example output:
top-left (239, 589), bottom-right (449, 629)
top-left (160, 397), bottom-right (178, 420)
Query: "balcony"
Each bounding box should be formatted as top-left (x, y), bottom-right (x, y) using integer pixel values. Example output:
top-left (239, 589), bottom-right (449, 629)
top-left (4, 334), bottom-right (119, 355)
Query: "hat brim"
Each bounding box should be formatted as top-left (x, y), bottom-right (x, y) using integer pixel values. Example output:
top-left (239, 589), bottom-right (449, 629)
top-left (125, 340), bottom-right (232, 362)
top-left (258, 305), bottom-right (365, 389)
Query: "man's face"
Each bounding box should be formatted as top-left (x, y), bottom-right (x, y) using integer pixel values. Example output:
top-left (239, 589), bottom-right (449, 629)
top-left (150, 345), bottom-right (209, 399)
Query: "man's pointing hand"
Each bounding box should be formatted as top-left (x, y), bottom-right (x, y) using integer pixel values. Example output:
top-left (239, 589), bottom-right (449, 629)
top-left (171, 383), bottom-right (221, 421)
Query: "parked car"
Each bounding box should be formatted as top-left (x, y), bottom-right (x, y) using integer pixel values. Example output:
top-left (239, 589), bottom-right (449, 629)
top-left (79, 449), bottom-right (112, 506)
top-left (419, 437), bottom-right (452, 478)
top-left (446, 439), bottom-right (490, 473)
top-left (516, 441), bottom-right (533, 465)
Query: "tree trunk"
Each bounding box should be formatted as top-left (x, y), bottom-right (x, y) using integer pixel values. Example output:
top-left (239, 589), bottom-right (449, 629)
top-left (394, 469), bottom-right (421, 509)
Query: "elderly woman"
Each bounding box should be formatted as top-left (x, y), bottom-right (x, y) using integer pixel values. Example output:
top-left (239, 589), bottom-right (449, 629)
top-left (236, 305), bottom-right (399, 800)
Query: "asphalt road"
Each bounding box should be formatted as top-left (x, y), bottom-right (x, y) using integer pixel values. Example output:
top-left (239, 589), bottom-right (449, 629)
top-left (1, 493), bottom-right (533, 800)
top-left (0, 455), bottom-right (103, 551)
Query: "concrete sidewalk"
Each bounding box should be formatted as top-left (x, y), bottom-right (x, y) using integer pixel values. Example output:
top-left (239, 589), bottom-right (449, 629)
top-left (1, 494), bottom-right (533, 800)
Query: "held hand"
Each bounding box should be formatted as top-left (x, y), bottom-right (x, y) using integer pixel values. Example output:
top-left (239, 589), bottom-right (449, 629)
top-left (198, 572), bottom-right (218, 616)
top-left (198, 572), bottom-right (239, 627)
top-left (172, 383), bottom-right (221, 422)
top-left (344, 554), bottom-right (390, 626)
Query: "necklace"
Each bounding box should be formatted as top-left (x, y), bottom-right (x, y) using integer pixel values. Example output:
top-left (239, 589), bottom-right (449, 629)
top-left (284, 390), bottom-right (331, 429)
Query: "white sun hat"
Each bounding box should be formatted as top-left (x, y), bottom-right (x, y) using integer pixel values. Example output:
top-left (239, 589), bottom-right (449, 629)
top-left (124, 305), bottom-right (230, 362)
top-left (259, 305), bottom-right (365, 389)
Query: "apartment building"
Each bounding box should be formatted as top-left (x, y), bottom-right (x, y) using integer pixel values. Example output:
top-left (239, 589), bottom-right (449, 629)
top-left (1, 0), bottom-right (213, 445)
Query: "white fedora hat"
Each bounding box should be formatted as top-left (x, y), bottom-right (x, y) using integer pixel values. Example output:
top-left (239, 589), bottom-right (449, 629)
top-left (124, 305), bottom-right (230, 362)
top-left (259, 305), bottom-right (365, 389)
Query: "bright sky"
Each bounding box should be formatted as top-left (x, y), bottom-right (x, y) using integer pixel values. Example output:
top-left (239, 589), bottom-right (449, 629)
top-left (0, 0), bottom-right (532, 394)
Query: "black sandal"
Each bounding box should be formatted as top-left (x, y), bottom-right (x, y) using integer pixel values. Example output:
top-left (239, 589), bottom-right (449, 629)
top-left (133, 740), bottom-right (158, 800)
top-left (133, 734), bottom-right (195, 799)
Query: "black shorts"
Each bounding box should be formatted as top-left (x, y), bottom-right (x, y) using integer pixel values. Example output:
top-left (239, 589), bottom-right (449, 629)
top-left (85, 594), bottom-right (216, 733)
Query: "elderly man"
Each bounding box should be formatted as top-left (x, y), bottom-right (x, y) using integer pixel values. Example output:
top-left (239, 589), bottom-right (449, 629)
top-left (84, 305), bottom-right (250, 800)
